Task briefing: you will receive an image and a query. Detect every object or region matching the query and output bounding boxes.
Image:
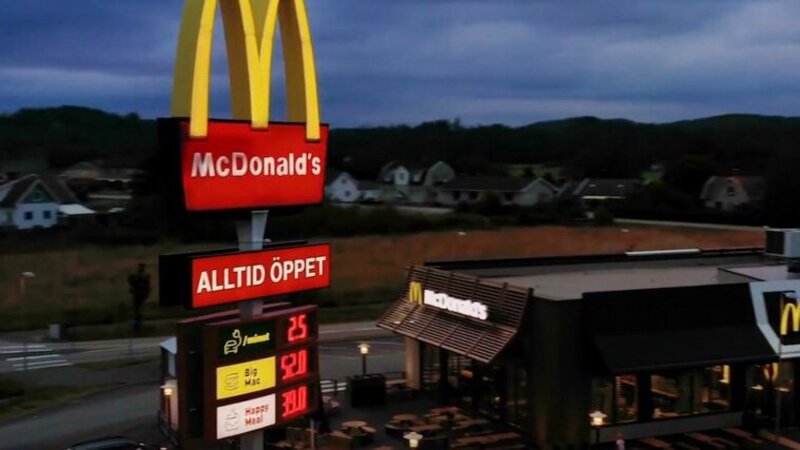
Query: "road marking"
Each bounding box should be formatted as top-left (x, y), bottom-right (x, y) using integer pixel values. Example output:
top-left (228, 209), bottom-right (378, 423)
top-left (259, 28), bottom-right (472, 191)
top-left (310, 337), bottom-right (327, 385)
top-left (6, 354), bottom-right (62, 362)
top-left (319, 380), bottom-right (347, 394)
top-left (1, 344), bottom-right (73, 371)
top-left (12, 361), bottom-right (72, 371)
top-left (0, 348), bottom-right (52, 354)
top-left (319, 327), bottom-right (383, 335)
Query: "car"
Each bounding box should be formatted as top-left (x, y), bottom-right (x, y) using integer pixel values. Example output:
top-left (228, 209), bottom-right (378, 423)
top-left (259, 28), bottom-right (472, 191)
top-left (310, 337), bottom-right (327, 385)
top-left (65, 436), bottom-right (159, 450)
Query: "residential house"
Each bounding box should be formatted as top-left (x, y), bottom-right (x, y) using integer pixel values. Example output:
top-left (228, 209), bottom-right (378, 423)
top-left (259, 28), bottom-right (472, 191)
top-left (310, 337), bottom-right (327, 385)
top-left (0, 174), bottom-right (94, 230)
top-left (324, 169), bottom-right (360, 203)
top-left (437, 176), bottom-right (557, 207)
top-left (700, 175), bottom-right (766, 212)
top-left (558, 178), bottom-right (642, 204)
top-left (378, 160), bottom-right (456, 204)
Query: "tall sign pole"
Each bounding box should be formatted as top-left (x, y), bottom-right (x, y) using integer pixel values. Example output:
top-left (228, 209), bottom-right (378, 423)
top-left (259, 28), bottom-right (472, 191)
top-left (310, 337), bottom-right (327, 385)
top-left (161, 1), bottom-right (327, 448)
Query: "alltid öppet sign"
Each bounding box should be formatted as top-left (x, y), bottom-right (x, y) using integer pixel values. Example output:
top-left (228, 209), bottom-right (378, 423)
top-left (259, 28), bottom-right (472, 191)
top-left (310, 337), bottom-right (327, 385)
top-left (175, 120), bottom-right (329, 211)
top-left (192, 244), bottom-right (330, 308)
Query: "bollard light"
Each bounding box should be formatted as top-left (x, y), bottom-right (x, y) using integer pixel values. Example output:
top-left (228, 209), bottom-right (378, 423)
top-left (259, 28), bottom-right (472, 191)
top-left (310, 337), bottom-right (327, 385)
top-left (358, 343), bottom-right (370, 375)
top-left (404, 431), bottom-right (423, 449)
top-left (589, 410), bottom-right (607, 445)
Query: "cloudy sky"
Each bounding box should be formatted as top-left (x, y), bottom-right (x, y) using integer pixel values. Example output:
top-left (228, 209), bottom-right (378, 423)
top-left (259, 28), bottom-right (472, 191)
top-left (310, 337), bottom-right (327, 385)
top-left (0, 1), bottom-right (798, 127)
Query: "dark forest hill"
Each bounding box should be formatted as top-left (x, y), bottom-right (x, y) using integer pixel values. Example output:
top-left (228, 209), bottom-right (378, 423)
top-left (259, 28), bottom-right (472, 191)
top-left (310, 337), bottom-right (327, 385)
top-left (332, 114), bottom-right (800, 180)
top-left (1, 106), bottom-right (799, 180)
top-left (0, 106), bottom-right (156, 168)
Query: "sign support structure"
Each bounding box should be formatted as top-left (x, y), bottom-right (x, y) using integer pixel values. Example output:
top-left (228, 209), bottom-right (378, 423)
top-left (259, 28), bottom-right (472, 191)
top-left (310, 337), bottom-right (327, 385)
top-left (237, 210), bottom-right (268, 449)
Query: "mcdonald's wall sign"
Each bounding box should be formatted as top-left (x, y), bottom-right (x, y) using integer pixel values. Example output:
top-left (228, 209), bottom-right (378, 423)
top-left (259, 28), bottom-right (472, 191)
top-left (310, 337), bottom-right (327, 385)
top-left (160, 0), bottom-right (328, 213)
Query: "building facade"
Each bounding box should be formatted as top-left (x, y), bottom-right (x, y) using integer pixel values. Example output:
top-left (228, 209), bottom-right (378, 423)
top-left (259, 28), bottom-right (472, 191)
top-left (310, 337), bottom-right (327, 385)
top-left (378, 248), bottom-right (800, 446)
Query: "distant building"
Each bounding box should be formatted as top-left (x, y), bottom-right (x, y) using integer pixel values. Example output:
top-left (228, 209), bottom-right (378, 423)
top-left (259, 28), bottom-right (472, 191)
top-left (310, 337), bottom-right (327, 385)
top-left (437, 176), bottom-right (557, 207)
top-left (378, 161), bottom-right (456, 204)
top-left (325, 169), bottom-right (360, 203)
top-left (558, 178), bottom-right (642, 203)
top-left (700, 175), bottom-right (766, 212)
top-left (0, 174), bottom-right (94, 230)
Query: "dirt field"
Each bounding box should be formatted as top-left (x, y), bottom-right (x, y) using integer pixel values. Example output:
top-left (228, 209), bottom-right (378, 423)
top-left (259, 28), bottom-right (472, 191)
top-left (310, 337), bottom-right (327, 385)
top-left (0, 225), bottom-right (763, 328)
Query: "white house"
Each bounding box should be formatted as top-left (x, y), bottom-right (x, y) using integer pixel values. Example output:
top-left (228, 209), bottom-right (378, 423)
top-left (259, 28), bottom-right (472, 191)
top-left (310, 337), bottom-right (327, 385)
top-left (325, 170), bottom-right (360, 203)
top-left (0, 174), bottom-right (94, 230)
top-left (437, 176), bottom-right (557, 207)
top-left (378, 161), bottom-right (457, 204)
top-left (700, 175), bottom-right (765, 211)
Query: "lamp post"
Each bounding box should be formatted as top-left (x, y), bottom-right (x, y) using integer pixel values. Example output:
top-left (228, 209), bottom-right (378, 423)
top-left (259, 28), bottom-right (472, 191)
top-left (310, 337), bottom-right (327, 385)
top-left (589, 410), bottom-right (607, 446)
top-left (162, 385), bottom-right (173, 428)
top-left (19, 272), bottom-right (35, 375)
top-left (358, 343), bottom-right (370, 376)
top-left (404, 431), bottom-right (422, 449)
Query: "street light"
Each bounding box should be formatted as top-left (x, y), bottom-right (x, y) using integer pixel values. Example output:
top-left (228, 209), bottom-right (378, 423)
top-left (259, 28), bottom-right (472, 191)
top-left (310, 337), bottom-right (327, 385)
top-left (589, 410), bottom-right (607, 446)
top-left (358, 343), bottom-right (370, 376)
top-left (404, 431), bottom-right (422, 449)
top-left (19, 272), bottom-right (35, 375)
top-left (162, 385), bottom-right (173, 428)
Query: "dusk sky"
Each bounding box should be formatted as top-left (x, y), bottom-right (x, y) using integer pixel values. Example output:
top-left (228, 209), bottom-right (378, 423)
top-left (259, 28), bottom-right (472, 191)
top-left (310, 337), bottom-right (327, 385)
top-left (0, 1), bottom-right (798, 128)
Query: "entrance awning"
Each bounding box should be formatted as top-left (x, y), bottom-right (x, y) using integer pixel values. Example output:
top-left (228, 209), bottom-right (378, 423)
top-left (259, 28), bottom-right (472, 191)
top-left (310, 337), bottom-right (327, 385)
top-left (594, 326), bottom-right (777, 374)
top-left (377, 266), bottom-right (530, 364)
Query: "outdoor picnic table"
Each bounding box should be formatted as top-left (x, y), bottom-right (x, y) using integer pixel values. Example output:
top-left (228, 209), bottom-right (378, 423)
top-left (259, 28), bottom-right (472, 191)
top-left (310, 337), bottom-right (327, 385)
top-left (429, 406), bottom-right (460, 415)
top-left (408, 423), bottom-right (442, 435)
top-left (392, 414), bottom-right (419, 423)
top-left (341, 420), bottom-right (367, 430)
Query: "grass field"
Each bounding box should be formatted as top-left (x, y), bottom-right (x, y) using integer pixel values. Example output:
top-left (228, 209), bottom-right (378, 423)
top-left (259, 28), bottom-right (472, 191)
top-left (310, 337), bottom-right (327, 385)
top-left (0, 225), bottom-right (763, 331)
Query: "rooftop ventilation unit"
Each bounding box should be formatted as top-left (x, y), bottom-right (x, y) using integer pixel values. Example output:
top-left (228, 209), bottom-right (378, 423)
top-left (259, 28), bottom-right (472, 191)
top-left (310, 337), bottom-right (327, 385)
top-left (765, 228), bottom-right (800, 258)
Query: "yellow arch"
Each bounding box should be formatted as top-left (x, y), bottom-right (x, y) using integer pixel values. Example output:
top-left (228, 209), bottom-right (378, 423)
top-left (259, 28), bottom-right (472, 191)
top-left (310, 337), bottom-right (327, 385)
top-left (171, 0), bottom-right (321, 141)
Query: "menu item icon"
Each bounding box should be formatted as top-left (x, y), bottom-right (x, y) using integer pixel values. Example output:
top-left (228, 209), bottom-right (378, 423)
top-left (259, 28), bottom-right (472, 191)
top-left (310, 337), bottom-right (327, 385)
top-left (225, 409), bottom-right (240, 432)
top-left (225, 373), bottom-right (240, 392)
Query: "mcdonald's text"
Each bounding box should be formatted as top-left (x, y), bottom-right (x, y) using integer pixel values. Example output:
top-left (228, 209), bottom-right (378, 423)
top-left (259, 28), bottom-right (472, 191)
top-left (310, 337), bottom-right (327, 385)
top-left (409, 281), bottom-right (488, 320)
top-left (172, 120), bottom-right (328, 211)
top-left (191, 244), bottom-right (330, 308)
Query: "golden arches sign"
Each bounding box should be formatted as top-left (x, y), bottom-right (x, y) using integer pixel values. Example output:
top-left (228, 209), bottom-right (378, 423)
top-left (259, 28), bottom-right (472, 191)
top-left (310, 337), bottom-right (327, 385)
top-left (780, 301), bottom-right (800, 336)
top-left (408, 281), bottom-right (423, 306)
top-left (171, 0), bottom-right (320, 141)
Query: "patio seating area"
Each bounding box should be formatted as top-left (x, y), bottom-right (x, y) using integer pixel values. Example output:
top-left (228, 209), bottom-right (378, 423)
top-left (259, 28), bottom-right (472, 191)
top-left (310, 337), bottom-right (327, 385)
top-left (267, 381), bottom-right (524, 450)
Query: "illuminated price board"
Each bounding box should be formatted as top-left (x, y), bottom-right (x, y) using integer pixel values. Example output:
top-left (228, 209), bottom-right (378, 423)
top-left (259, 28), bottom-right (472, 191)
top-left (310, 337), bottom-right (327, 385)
top-left (203, 305), bottom-right (320, 441)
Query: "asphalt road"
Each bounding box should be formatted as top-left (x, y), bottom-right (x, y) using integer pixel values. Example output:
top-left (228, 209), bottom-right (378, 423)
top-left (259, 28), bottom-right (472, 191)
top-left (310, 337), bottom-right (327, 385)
top-left (0, 325), bottom-right (404, 449)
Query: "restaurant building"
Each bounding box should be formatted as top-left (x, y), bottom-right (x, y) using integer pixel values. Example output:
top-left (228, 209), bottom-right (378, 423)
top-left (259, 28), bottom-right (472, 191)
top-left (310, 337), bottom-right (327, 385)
top-left (377, 244), bottom-right (800, 446)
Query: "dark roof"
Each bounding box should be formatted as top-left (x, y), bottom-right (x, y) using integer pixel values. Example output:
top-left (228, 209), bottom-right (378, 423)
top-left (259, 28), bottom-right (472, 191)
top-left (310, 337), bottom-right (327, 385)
top-left (440, 176), bottom-right (537, 192)
top-left (357, 180), bottom-right (382, 190)
top-left (736, 176), bottom-right (766, 200)
top-left (561, 178), bottom-right (641, 198)
top-left (324, 168), bottom-right (343, 184)
top-left (0, 174), bottom-right (37, 207)
top-left (0, 174), bottom-right (79, 207)
top-left (41, 175), bottom-right (80, 203)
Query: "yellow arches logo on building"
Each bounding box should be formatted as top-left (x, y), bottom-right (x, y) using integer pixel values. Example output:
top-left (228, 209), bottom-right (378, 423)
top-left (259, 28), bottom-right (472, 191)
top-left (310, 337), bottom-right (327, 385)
top-left (171, 0), bottom-right (320, 141)
top-left (408, 281), bottom-right (423, 306)
top-left (780, 300), bottom-right (800, 336)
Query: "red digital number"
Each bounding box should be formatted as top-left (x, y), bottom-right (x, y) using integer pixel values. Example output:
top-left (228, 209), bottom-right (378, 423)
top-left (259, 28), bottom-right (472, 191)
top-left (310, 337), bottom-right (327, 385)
top-left (281, 385), bottom-right (308, 419)
top-left (280, 349), bottom-right (309, 382)
top-left (287, 314), bottom-right (308, 342)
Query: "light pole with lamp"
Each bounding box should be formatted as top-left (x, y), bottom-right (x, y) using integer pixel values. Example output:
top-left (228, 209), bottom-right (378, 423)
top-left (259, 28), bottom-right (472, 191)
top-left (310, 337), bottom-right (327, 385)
top-left (162, 385), bottom-right (174, 429)
top-left (18, 271), bottom-right (35, 375)
top-left (589, 410), bottom-right (607, 446)
top-left (404, 431), bottom-right (422, 449)
top-left (358, 343), bottom-right (370, 376)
